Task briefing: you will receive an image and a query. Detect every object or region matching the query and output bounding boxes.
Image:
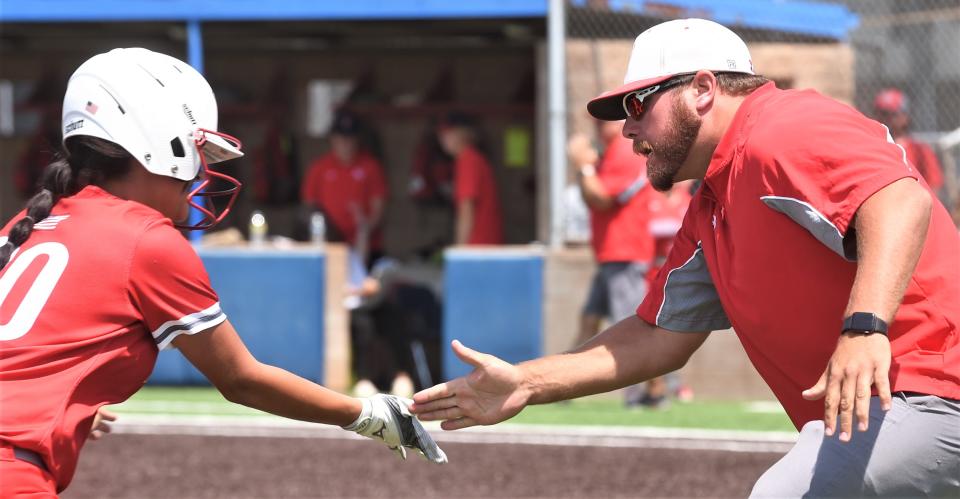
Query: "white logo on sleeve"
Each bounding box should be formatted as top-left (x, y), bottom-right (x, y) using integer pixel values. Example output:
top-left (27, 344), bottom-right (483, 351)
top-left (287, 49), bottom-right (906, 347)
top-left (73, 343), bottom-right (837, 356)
top-left (33, 215), bottom-right (70, 231)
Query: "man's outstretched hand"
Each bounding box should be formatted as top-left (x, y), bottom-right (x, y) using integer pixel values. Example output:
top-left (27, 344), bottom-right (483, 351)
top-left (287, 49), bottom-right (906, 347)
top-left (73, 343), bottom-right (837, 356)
top-left (410, 340), bottom-right (529, 430)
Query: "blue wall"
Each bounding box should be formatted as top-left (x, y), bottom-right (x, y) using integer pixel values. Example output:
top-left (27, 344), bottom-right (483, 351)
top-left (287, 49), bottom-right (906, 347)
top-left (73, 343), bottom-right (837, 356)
top-left (442, 248), bottom-right (543, 380)
top-left (148, 248), bottom-right (326, 385)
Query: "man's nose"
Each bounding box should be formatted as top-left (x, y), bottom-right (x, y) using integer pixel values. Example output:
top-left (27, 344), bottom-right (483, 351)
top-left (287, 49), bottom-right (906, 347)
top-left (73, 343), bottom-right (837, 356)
top-left (621, 118), bottom-right (641, 139)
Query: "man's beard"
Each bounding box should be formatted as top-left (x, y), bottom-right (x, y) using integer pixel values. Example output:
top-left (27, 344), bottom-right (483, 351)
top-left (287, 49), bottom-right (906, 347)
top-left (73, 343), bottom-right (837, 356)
top-left (634, 94), bottom-right (702, 192)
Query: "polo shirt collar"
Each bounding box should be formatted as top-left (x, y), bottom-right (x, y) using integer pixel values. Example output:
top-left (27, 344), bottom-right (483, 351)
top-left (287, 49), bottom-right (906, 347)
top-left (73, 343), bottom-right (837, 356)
top-left (703, 82), bottom-right (778, 196)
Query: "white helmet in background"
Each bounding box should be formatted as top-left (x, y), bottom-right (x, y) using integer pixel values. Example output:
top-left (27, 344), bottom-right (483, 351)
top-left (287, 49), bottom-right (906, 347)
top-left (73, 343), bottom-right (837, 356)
top-left (61, 47), bottom-right (243, 229)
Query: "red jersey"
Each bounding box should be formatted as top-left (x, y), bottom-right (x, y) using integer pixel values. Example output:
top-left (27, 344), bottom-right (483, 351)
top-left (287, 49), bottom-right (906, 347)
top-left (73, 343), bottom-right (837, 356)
top-left (0, 186), bottom-right (224, 490)
top-left (638, 84), bottom-right (960, 429)
top-left (300, 151), bottom-right (388, 245)
top-left (898, 136), bottom-right (944, 191)
top-left (590, 136), bottom-right (655, 263)
top-left (644, 184), bottom-right (693, 285)
top-left (454, 145), bottom-right (503, 245)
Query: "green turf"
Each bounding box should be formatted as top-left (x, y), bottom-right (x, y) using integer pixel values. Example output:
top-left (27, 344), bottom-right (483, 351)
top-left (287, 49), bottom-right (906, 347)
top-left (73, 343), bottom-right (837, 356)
top-left (512, 398), bottom-right (794, 431)
top-left (114, 387), bottom-right (795, 432)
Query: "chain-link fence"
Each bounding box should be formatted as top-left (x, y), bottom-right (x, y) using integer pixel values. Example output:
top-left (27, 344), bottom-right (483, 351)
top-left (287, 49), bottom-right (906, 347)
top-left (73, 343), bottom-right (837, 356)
top-left (564, 0), bottom-right (960, 216)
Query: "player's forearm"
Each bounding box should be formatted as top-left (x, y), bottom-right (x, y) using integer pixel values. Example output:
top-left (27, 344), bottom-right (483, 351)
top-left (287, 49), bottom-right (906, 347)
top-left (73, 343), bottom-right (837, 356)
top-left (224, 362), bottom-right (362, 427)
top-left (455, 201), bottom-right (474, 244)
top-left (369, 198), bottom-right (385, 228)
top-left (578, 174), bottom-right (616, 211)
top-left (845, 178), bottom-right (931, 322)
top-left (520, 316), bottom-right (708, 405)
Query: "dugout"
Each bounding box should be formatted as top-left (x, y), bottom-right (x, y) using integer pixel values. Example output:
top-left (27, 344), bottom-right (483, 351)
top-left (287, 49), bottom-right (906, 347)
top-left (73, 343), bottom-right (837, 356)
top-left (0, 2), bottom-right (548, 254)
top-left (0, 1), bottom-right (551, 393)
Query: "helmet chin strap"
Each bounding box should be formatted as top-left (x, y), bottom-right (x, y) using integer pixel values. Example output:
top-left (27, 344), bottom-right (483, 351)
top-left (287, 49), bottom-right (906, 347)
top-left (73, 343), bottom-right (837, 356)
top-left (175, 129), bottom-right (243, 231)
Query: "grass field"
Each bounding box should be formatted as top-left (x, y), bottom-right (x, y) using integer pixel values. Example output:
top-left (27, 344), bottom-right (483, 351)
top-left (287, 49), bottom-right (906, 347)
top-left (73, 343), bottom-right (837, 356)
top-left (113, 387), bottom-right (795, 432)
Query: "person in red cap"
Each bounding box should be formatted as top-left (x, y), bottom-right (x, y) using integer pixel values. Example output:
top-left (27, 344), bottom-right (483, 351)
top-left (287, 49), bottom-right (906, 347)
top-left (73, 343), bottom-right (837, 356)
top-left (412, 18), bottom-right (960, 497)
top-left (301, 110), bottom-right (388, 265)
top-left (873, 88), bottom-right (945, 195)
top-left (437, 112), bottom-right (503, 245)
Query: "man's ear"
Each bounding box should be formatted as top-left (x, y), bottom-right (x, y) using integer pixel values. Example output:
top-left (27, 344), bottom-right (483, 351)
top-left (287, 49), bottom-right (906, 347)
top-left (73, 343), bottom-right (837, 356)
top-left (691, 70), bottom-right (718, 113)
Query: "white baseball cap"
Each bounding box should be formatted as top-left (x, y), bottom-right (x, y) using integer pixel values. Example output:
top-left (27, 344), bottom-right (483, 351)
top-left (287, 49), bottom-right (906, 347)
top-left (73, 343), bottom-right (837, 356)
top-left (587, 18), bottom-right (754, 121)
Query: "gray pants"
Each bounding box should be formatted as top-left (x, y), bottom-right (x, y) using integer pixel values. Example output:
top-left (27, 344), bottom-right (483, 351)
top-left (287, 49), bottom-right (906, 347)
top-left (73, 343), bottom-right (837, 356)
top-left (583, 261), bottom-right (649, 322)
top-left (751, 393), bottom-right (960, 497)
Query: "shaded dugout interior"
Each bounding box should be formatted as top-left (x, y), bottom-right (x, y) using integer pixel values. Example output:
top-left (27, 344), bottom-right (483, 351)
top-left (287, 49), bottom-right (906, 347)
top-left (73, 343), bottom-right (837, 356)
top-left (0, 19), bottom-right (545, 256)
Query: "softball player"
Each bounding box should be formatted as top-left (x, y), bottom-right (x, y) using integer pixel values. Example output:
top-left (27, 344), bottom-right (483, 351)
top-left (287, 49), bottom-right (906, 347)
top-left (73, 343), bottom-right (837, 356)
top-left (0, 48), bottom-right (445, 498)
top-left (413, 19), bottom-right (959, 496)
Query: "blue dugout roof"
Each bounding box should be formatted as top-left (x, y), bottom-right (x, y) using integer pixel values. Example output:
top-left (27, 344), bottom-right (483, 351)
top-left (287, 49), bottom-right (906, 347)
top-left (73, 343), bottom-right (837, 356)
top-left (1, 0), bottom-right (858, 40)
top-left (0, 0), bottom-right (548, 22)
top-left (572, 0), bottom-right (859, 40)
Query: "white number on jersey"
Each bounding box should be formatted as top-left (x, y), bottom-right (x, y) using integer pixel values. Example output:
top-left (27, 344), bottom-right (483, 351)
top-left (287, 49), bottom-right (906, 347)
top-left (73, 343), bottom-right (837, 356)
top-left (0, 241), bottom-right (70, 341)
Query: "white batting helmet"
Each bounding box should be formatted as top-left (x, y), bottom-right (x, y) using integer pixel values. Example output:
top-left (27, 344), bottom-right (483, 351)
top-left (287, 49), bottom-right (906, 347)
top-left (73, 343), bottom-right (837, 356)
top-left (61, 47), bottom-right (243, 229)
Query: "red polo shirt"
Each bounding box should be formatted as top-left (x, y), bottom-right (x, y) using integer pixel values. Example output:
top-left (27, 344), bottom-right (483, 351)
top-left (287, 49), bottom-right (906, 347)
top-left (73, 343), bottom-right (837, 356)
top-left (301, 150), bottom-right (387, 245)
top-left (638, 83), bottom-right (960, 429)
top-left (454, 145), bottom-right (503, 245)
top-left (591, 135), bottom-right (655, 263)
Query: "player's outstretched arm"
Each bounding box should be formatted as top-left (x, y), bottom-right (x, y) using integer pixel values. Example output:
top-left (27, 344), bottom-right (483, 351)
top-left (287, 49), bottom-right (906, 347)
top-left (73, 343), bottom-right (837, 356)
top-left (411, 316), bottom-right (709, 430)
top-left (174, 320), bottom-right (446, 463)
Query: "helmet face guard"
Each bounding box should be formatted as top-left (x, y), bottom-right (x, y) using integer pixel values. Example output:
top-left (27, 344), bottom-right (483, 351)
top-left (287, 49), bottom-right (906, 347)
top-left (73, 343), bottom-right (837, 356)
top-left (176, 128), bottom-right (243, 231)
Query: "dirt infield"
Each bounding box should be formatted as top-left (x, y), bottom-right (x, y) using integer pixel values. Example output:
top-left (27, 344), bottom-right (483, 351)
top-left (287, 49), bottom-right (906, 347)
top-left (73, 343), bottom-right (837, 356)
top-left (63, 434), bottom-right (782, 498)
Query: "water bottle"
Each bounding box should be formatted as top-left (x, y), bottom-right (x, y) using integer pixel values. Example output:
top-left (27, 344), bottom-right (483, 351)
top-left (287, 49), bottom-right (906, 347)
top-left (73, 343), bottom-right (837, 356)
top-left (249, 210), bottom-right (268, 246)
top-left (309, 212), bottom-right (326, 246)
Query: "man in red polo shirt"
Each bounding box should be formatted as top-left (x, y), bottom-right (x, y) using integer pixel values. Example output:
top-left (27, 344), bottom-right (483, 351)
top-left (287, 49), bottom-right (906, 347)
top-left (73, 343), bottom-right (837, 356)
top-left (438, 112), bottom-right (503, 245)
top-left (412, 18), bottom-right (960, 497)
top-left (568, 121), bottom-right (665, 407)
top-left (301, 110), bottom-right (388, 263)
top-left (873, 88), bottom-right (945, 196)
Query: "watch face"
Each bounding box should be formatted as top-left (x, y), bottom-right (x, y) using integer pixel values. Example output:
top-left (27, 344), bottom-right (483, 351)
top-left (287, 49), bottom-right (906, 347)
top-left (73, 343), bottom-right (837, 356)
top-left (843, 313), bottom-right (888, 335)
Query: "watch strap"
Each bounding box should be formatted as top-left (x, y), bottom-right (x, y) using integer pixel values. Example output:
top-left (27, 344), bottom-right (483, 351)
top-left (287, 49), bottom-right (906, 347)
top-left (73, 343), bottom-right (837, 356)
top-left (841, 312), bottom-right (888, 336)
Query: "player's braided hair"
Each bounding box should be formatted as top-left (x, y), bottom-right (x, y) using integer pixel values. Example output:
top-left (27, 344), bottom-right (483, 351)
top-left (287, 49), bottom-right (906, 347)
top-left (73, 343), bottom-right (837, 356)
top-left (0, 137), bottom-right (131, 270)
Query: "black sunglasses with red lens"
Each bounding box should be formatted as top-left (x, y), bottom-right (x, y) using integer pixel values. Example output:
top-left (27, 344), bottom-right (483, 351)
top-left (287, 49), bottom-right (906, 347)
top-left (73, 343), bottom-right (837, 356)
top-left (621, 75), bottom-right (695, 120)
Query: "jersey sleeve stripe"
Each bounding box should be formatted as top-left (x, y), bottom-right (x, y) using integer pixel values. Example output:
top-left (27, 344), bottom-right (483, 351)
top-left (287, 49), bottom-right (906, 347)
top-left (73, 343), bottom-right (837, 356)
top-left (655, 243), bottom-right (731, 332)
top-left (152, 302), bottom-right (227, 350)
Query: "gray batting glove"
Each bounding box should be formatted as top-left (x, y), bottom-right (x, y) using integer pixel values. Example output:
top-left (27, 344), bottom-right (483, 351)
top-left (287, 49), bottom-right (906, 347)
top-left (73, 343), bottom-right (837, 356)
top-left (343, 394), bottom-right (448, 464)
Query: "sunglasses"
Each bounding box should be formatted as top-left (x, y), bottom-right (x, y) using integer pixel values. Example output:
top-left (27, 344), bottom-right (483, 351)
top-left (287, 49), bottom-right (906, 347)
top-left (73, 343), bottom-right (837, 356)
top-left (622, 75), bottom-right (694, 120)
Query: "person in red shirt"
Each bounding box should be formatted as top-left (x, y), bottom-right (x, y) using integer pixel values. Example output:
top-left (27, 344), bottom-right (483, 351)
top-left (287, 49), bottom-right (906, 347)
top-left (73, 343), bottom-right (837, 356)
top-left (873, 88), bottom-right (945, 196)
top-left (644, 180), bottom-right (696, 403)
top-left (438, 113), bottom-right (503, 245)
top-left (413, 19), bottom-right (960, 497)
top-left (645, 180), bottom-right (694, 280)
top-left (301, 110), bottom-right (388, 264)
top-left (567, 120), bottom-right (665, 407)
top-left (0, 48), bottom-right (444, 498)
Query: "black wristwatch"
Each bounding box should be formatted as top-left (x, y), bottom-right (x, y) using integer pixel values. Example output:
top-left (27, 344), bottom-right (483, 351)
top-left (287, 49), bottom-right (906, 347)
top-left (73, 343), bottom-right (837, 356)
top-left (841, 312), bottom-right (888, 336)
